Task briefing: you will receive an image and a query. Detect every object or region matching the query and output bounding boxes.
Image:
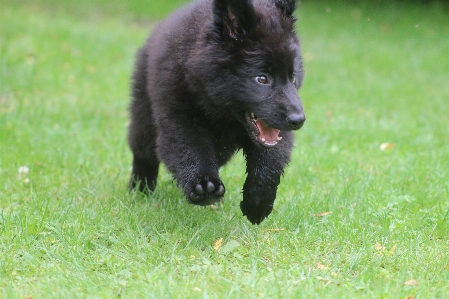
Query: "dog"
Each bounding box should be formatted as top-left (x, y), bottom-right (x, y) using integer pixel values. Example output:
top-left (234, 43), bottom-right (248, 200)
top-left (128, 0), bottom-right (305, 224)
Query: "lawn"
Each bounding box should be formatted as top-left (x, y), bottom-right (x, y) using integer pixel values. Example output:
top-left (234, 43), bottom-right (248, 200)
top-left (1, 0), bottom-right (449, 298)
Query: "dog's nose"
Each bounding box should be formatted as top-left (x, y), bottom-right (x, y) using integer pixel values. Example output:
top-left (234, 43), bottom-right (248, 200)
top-left (286, 113), bottom-right (306, 130)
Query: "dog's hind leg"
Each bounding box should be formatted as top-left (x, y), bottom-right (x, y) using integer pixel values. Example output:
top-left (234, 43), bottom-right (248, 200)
top-left (128, 48), bottom-right (159, 193)
top-left (128, 115), bottom-right (159, 193)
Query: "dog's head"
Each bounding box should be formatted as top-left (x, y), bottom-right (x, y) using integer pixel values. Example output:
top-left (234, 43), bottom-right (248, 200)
top-left (191, 0), bottom-right (305, 148)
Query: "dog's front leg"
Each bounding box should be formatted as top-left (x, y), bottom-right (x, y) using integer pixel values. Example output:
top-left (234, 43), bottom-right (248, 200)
top-left (155, 114), bottom-right (225, 206)
top-left (241, 132), bottom-right (294, 224)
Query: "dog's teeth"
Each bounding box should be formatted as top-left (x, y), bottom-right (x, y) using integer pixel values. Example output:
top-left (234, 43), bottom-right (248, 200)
top-left (251, 112), bottom-right (256, 119)
top-left (261, 137), bottom-right (266, 142)
top-left (277, 137), bottom-right (283, 141)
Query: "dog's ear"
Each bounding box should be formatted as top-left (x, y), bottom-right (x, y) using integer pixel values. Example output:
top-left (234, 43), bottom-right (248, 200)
top-left (213, 0), bottom-right (257, 42)
top-left (272, 0), bottom-right (297, 19)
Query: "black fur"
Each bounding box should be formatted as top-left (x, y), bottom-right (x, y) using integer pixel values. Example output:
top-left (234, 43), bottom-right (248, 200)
top-left (128, 0), bottom-right (305, 224)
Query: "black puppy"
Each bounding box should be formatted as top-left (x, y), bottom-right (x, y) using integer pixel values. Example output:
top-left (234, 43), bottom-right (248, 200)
top-left (128, 0), bottom-right (305, 224)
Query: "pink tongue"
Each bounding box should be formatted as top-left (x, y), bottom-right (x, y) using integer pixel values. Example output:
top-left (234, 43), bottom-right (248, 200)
top-left (256, 119), bottom-right (280, 142)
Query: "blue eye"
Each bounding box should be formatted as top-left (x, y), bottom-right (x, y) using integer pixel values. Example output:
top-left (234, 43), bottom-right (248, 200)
top-left (256, 75), bottom-right (269, 84)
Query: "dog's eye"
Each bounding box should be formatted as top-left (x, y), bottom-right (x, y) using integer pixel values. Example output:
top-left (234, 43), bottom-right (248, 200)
top-left (291, 72), bottom-right (296, 84)
top-left (256, 75), bottom-right (269, 85)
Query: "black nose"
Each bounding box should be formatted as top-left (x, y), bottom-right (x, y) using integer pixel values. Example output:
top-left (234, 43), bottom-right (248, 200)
top-left (286, 113), bottom-right (306, 130)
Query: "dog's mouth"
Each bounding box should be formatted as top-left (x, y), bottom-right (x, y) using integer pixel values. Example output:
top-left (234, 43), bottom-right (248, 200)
top-left (245, 112), bottom-right (282, 148)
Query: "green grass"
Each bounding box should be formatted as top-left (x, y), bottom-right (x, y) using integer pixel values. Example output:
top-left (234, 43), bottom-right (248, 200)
top-left (1, 0), bottom-right (449, 298)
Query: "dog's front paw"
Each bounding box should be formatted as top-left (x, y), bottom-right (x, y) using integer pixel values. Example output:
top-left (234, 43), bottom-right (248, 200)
top-left (187, 177), bottom-right (225, 206)
top-left (240, 200), bottom-right (273, 225)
